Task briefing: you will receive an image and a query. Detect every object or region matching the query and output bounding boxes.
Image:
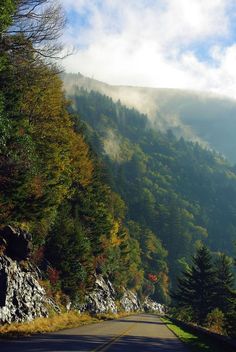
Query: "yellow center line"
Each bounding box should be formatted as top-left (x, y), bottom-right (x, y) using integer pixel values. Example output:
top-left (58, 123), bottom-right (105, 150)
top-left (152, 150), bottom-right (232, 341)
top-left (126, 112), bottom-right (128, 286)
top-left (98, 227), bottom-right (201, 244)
top-left (91, 322), bottom-right (136, 352)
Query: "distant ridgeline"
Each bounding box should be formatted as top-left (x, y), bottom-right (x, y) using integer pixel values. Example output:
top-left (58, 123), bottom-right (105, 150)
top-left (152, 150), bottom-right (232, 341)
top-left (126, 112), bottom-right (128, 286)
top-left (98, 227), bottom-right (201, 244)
top-left (1, 0), bottom-right (235, 321)
top-left (66, 87), bottom-right (236, 289)
top-left (63, 72), bottom-right (236, 164)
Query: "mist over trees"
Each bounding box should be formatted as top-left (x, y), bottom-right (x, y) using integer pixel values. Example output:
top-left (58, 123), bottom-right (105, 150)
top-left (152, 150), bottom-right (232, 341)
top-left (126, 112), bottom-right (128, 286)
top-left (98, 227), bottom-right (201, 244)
top-left (0, 0), bottom-right (235, 336)
top-left (67, 88), bottom-right (236, 313)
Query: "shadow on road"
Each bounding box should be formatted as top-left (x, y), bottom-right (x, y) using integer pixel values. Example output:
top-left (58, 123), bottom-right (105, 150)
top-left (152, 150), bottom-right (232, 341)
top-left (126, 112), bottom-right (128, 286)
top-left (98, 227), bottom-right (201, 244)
top-left (114, 319), bottom-right (164, 325)
top-left (0, 333), bottom-right (189, 352)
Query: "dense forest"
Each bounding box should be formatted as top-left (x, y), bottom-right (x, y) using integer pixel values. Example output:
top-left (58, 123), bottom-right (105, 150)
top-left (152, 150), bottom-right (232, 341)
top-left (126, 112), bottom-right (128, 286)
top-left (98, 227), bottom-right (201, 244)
top-left (0, 0), bottom-right (143, 300)
top-left (66, 88), bottom-right (236, 333)
top-left (0, 0), bottom-right (235, 336)
top-left (67, 89), bottom-right (236, 276)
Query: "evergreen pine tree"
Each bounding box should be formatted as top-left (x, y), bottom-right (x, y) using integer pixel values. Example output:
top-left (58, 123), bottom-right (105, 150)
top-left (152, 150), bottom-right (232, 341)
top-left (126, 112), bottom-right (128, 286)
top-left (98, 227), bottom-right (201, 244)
top-left (213, 253), bottom-right (235, 314)
top-left (172, 245), bottom-right (215, 324)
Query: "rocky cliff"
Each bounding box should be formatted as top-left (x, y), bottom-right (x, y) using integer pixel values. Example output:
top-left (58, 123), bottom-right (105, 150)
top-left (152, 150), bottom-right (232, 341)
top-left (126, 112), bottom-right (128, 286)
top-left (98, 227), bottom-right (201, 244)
top-left (0, 226), bottom-right (164, 324)
top-left (0, 226), bottom-right (52, 324)
top-left (79, 275), bottom-right (118, 314)
top-left (0, 255), bottom-right (49, 324)
top-left (78, 274), bottom-right (164, 315)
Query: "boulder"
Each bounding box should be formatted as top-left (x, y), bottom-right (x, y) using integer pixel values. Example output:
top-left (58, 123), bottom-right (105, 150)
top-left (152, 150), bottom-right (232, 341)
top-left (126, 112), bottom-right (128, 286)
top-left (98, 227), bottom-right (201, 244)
top-left (0, 226), bottom-right (32, 261)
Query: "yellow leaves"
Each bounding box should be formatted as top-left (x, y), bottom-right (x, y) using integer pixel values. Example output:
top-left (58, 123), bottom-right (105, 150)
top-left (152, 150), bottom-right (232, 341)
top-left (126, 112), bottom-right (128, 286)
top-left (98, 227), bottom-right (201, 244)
top-left (69, 130), bottom-right (94, 188)
top-left (100, 221), bottom-right (121, 249)
top-left (145, 231), bottom-right (158, 257)
top-left (21, 69), bottom-right (66, 123)
top-left (110, 221), bottom-right (121, 247)
top-left (16, 64), bottom-right (95, 218)
top-left (16, 222), bottom-right (30, 232)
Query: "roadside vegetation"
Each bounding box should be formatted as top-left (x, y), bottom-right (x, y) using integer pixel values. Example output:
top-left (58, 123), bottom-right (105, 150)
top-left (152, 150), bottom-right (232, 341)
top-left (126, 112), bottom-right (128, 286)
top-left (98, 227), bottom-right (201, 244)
top-left (171, 246), bottom-right (236, 337)
top-left (162, 317), bottom-right (231, 352)
top-left (0, 311), bottom-right (134, 338)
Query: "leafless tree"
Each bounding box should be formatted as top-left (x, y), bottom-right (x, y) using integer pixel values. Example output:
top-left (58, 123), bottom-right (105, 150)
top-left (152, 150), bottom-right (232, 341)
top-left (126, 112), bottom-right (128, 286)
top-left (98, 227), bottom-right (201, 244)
top-left (4, 0), bottom-right (67, 61)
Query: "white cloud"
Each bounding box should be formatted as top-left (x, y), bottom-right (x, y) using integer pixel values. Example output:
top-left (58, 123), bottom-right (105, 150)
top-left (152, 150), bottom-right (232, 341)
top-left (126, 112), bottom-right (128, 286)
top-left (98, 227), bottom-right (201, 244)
top-left (61, 0), bottom-right (236, 99)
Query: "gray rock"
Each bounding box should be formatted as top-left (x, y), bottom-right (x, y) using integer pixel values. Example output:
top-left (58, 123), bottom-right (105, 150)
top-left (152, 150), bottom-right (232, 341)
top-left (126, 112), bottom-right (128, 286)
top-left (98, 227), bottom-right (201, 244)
top-left (78, 275), bottom-right (118, 314)
top-left (0, 255), bottom-right (56, 324)
top-left (75, 274), bottom-right (164, 316)
top-left (143, 297), bottom-right (165, 314)
top-left (120, 289), bottom-right (142, 312)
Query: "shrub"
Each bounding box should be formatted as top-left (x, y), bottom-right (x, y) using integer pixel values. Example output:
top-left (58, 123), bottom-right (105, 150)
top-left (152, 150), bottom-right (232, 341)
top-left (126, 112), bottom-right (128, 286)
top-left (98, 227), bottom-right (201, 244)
top-left (171, 306), bottom-right (194, 323)
top-left (206, 308), bottom-right (225, 334)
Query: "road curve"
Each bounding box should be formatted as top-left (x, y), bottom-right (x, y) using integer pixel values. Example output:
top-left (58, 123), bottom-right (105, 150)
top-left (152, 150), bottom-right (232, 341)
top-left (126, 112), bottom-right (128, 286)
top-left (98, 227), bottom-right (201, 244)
top-left (0, 313), bottom-right (189, 352)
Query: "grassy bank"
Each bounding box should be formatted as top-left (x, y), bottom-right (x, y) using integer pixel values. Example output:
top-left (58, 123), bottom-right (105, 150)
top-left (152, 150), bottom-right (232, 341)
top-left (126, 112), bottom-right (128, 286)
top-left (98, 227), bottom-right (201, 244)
top-left (162, 317), bottom-right (226, 352)
top-left (0, 311), bottom-right (133, 338)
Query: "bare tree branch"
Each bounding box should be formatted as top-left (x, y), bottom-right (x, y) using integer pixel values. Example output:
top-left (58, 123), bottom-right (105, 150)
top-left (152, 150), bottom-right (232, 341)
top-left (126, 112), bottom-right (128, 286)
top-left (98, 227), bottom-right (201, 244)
top-left (3, 0), bottom-right (68, 61)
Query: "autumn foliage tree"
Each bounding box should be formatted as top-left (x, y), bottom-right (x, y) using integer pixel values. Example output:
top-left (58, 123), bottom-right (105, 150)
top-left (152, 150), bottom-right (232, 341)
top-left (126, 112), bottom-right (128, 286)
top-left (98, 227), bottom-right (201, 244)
top-left (0, 0), bottom-right (151, 304)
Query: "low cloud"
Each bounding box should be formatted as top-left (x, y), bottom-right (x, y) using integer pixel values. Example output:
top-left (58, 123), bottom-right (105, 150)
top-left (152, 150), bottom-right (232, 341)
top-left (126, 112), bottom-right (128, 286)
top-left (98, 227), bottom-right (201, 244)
top-left (62, 0), bottom-right (236, 99)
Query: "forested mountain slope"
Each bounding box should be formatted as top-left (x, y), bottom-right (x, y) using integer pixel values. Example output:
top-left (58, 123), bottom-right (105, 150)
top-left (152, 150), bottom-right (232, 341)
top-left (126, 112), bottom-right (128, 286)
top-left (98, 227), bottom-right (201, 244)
top-left (0, 1), bottom-right (235, 313)
top-left (67, 89), bottom-right (236, 289)
top-left (63, 73), bottom-right (236, 163)
top-left (0, 0), bottom-right (155, 307)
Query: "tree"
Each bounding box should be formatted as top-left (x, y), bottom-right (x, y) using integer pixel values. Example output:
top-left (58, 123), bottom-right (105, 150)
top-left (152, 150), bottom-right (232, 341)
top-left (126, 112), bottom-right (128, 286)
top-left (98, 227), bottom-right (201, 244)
top-left (45, 202), bottom-right (94, 300)
top-left (213, 253), bottom-right (235, 314)
top-left (0, 0), bottom-right (15, 153)
top-left (225, 291), bottom-right (236, 337)
top-left (0, 0), bottom-right (15, 35)
top-left (0, 1), bottom-right (93, 238)
top-left (172, 245), bottom-right (215, 325)
top-left (3, 0), bottom-right (66, 61)
top-left (225, 257), bottom-right (236, 337)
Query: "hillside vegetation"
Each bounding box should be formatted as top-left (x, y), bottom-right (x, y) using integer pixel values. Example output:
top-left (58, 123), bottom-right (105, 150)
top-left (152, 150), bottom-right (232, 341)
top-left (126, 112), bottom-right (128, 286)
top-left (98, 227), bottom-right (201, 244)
top-left (63, 72), bottom-right (236, 163)
top-left (0, 0), bottom-right (145, 304)
top-left (68, 89), bottom-right (236, 268)
top-left (0, 0), bottom-right (235, 335)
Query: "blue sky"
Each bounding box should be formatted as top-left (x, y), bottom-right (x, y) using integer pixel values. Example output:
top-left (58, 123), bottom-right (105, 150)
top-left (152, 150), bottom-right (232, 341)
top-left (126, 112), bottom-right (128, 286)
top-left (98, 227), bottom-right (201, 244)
top-left (62, 0), bottom-right (236, 98)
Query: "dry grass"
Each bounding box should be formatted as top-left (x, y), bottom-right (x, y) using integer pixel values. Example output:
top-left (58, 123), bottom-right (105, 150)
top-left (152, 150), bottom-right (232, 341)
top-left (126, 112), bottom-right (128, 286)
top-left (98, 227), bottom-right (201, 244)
top-left (0, 311), bottom-right (136, 338)
top-left (0, 311), bottom-right (99, 338)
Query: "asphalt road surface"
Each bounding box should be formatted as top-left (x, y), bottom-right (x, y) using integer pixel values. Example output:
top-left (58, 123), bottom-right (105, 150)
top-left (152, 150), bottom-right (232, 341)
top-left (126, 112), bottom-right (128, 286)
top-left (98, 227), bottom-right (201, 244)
top-left (0, 314), bottom-right (189, 352)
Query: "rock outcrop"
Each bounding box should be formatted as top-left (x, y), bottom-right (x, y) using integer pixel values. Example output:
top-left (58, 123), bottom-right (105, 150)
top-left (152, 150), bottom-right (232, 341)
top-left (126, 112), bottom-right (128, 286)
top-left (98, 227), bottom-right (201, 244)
top-left (0, 226), bottom-right (60, 324)
top-left (0, 226), bottom-right (164, 322)
top-left (0, 255), bottom-right (49, 324)
top-left (79, 275), bottom-right (118, 314)
top-left (120, 289), bottom-right (142, 312)
top-left (77, 274), bottom-right (163, 315)
top-left (143, 297), bottom-right (165, 314)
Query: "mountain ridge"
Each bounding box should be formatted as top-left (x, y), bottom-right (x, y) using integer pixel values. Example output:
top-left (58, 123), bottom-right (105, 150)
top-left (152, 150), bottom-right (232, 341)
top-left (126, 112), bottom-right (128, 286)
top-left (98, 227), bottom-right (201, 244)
top-left (63, 72), bottom-right (236, 163)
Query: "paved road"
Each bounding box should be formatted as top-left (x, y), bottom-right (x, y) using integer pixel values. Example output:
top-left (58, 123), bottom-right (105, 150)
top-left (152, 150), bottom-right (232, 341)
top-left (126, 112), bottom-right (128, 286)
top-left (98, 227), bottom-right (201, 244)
top-left (0, 314), bottom-right (189, 352)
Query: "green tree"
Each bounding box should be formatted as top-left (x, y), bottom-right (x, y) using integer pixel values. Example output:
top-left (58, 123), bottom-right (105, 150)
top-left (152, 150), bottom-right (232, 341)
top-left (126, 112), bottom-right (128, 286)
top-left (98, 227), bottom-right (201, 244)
top-left (225, 291), bottom-right (236, 337)
top-left (0, 0), bottom-right (15, 36)
top-left (213, 253), bottom-right (235, 314)
top-left (172, 245), bottom-right (215, 324)
top-left (45, 202), bottom-right (94, 300)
